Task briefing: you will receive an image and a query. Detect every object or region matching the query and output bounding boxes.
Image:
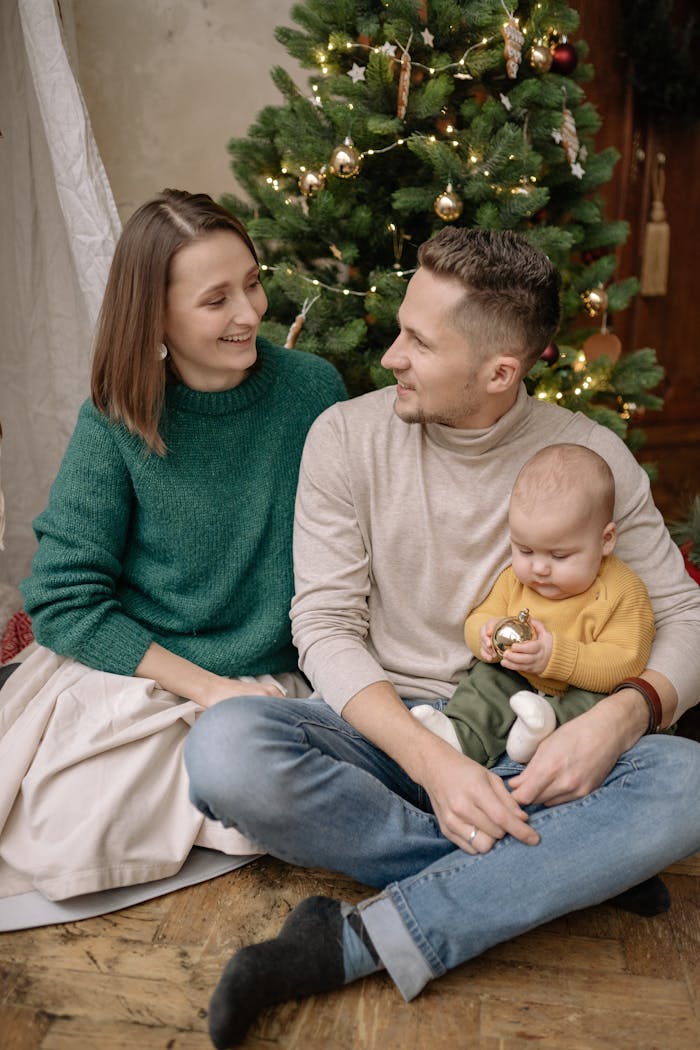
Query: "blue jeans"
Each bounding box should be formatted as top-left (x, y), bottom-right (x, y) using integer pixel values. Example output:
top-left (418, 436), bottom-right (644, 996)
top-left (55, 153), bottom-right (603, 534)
top-left (185, 695), bottom-right (700, 1001)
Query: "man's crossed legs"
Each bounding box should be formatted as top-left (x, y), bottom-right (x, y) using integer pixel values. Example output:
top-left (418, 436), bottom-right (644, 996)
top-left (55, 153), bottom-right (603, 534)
top-left (185, 695), bottom-right (700, 1048)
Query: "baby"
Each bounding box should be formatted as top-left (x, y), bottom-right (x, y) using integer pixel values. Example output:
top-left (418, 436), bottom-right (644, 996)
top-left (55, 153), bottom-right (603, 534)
top-left (412, 443), bottom-right (656, 765)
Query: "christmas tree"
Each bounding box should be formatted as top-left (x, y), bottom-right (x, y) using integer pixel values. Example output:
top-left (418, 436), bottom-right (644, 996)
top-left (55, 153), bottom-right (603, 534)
top-left (222, 0), bottom-right (663, 451)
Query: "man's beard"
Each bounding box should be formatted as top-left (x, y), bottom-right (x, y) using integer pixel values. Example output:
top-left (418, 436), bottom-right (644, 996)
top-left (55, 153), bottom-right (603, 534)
top-left (392, 382), bottom-right (482, 427)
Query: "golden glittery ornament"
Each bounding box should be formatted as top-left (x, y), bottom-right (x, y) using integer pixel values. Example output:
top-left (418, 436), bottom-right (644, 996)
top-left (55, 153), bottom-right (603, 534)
top-left (510, 178), bottom-right (533, 197)
top-left (298, 169), bottom-right (326, 197)
top-left (529, 44), bottom-right (553, 72)
top-left (330, 137), bottom-right (362, 178)
top-left (581, 286), bottom-right (609, 317)
top-left (433, 183), bottom-right (463, 222)
top-left (492, 609), bottom-right (533, 659)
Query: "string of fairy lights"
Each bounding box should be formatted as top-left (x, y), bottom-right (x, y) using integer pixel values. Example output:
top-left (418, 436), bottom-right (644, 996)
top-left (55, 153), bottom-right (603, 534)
top-left (263, 3), bottom-right (585, 274)
top-left (251, 3), bottom-right (631, 408)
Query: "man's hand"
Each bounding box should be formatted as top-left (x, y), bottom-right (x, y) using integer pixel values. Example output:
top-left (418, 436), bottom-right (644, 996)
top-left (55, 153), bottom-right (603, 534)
top-left (343, 680), bottom-right (539, 854)
top-left (420, 741), bottom-right (540, 853)
top-left (508, 690), bottom-right (647, 807)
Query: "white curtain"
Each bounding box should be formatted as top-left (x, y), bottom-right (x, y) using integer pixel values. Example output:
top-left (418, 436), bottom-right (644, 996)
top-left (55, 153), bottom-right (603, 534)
top-left (0, 0), bottom-right (121, 585)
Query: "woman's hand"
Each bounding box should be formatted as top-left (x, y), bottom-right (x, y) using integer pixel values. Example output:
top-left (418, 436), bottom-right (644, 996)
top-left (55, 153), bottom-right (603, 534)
top-left (135, 642), bottom-right (283, 707)
top-left (198, 675), bottom-right (283, 708)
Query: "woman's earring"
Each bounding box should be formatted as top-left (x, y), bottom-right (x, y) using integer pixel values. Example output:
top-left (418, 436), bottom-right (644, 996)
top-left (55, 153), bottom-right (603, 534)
top-left (157, 343), bottom-right (168, 360)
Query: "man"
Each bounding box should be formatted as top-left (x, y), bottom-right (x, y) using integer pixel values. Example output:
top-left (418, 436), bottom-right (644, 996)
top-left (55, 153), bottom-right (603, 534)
top-left (185, 229), bottom-right (700, 1050)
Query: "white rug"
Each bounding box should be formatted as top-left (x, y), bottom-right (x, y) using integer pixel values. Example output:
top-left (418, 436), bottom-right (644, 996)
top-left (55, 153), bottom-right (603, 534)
top-left (0, 847), bottom-right (259, 931)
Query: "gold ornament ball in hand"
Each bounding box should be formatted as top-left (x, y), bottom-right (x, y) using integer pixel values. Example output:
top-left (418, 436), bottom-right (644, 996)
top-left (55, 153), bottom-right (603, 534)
top-left (298, 169), bottom-right (326, 197)
top-left (434, 185), bottom-right (463, 222)
top-left (581, 286), bottom-right (609, 317)
top-left (330, 137), bottom-right (362, 178)
top-left (492, 609), bottom-right (533, 659)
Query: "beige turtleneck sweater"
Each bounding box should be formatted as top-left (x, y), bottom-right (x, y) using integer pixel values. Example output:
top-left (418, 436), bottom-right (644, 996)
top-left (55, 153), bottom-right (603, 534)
top-left (291, 384), bottom-right (700, 720)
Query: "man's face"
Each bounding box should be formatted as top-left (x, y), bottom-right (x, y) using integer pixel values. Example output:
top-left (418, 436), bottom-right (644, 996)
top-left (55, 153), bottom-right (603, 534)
top-left (380, 267), bottom-right (493, 428)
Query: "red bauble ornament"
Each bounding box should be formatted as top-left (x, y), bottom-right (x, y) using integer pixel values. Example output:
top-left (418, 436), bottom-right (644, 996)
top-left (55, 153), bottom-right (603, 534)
top-left (680, 542), bottom-right (700, 586)
top-left (550, 42), bottom-right (578, 76)
top-left (541, 342), bottom-right (560, 365)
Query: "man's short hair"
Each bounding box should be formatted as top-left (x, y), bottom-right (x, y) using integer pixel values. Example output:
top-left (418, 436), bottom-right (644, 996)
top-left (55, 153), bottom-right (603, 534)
top-left (418, 228), bottom-right (561, 372)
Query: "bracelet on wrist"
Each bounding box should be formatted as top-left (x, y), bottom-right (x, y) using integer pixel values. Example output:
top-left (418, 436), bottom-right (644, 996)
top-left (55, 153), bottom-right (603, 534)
top-left (611, 676), bottom-right (662, 735)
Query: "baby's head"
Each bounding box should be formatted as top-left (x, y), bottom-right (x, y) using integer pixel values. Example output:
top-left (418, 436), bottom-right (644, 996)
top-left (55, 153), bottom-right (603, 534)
top-left (508, 444), bottom-right (616, 601)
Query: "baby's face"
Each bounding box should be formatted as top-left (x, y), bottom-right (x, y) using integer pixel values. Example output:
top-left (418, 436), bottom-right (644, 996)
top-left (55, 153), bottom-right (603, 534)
top-left (508, 499), bottom-right (616, 601)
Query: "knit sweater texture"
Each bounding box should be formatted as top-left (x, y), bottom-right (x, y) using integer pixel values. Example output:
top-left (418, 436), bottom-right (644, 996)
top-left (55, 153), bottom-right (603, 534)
top-left (464, 557), bottom-right (656, 696)
top-left (291, 383), bottom-right (700, 719)
top-left (21, 340), bottom-right (346, 677)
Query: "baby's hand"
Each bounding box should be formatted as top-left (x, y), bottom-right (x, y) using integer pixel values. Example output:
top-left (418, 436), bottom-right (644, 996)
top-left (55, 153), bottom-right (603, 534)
top-left (499, 617), bottom-right (552, 676)
top-left (479, 619), bottom-right (501, 662)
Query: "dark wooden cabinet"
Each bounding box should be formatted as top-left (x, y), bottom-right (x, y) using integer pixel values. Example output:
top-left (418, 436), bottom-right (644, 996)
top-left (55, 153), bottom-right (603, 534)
top-left (577, 1), bottom-right (700, 519)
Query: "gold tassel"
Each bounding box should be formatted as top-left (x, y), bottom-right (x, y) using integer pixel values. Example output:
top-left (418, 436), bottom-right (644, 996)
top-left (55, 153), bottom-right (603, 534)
top-left (284, 312), bottom-right (305, 349)
top-left (284, 294), bottom-right (320, 348)
top-left (640, 153), bottom-right (669, 297)
top-left (396, 33), bottom-right (413, 121)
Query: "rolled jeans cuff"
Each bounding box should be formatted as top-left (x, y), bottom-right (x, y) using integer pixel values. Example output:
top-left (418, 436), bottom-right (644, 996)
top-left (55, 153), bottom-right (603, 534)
top-left (358, 888), bottom-right (440, 1001)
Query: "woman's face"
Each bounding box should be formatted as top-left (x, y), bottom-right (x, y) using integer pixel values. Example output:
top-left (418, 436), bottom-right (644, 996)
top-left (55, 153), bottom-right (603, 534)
top-left (163, 230), bottom-right (267, 391)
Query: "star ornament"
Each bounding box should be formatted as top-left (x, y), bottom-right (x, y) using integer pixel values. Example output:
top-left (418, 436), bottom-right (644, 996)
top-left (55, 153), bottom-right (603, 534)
top-left (348, 62), bottom-right (366, 83)
top-left (380, 42), bottom-right (397, 57)
top-left (421, 28), bottom-right (434, 47)
top-left (570, 161), bottom-right (585, 179)
top-left (551, 128), bottom-right (562, 143)
top-left (500, 92), bottom-right (512, 111)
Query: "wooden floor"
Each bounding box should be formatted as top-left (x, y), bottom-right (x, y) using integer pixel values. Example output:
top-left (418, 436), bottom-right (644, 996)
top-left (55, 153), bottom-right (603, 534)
top-left (3, 713), bottom-right (700, 1050)
top-left (2, 852), bottom-right (699, 1050)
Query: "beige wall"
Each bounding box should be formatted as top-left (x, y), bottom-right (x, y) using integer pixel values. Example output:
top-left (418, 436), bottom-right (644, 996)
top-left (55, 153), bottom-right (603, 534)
top-left (72, 0), bottom-right (304, 222)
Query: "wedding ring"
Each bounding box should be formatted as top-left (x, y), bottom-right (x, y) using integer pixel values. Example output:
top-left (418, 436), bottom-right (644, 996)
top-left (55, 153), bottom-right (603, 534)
top-left (468, 826), bottom-right (478, 845)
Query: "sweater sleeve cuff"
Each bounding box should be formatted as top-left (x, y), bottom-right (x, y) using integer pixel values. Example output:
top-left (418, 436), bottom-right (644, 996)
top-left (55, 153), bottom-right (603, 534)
top-left (301, 639), bottom-right (392, 715)
top-left (544, 636), bottom-right (579, 685)
top-left (78, 616), bottom-right (154, 677)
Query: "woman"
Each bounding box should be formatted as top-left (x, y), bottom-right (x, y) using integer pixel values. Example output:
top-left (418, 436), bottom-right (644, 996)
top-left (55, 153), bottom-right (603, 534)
top-left (0, 190), bottom-right (345, 900)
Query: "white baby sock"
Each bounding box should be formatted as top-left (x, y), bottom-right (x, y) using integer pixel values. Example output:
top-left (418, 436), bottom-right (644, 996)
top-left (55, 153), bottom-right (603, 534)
top-left (506, 690), bottom-right (557, 763)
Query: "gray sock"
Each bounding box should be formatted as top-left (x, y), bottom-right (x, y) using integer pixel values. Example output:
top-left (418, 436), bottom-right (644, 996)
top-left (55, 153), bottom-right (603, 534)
top-left (208, 895), bottom-right (381, 1049)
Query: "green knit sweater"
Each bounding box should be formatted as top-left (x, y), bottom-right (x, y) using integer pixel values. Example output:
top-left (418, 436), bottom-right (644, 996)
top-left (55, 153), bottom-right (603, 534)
top-left (20, 340), bottom-right (346, 677)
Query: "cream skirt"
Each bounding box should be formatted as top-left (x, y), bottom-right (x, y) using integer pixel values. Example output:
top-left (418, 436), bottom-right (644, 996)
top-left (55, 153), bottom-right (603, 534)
top-left (0, 645), bottom-right (308, 900)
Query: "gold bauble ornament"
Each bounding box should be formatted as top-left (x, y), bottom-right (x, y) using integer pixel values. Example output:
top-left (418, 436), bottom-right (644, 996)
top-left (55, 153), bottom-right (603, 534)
top-left (433, 183), bottom-right (463, 222)
top-left (581, 286), bottom-right (609, 317)
top-left (329, 137), bottom-right (362, 178)
top-left (510, 178), bottom-right (533, 197)
top-left (529, 44), bottom-right (553, 72)
top-left (298, 169), bottom-right (326, 197)
top-left (492, 609), bottom-right (533, 659)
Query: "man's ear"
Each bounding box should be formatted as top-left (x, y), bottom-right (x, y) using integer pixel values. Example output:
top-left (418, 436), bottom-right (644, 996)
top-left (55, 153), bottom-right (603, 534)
top-left (485, 355), bottom-right (521, 393)
top-left (602, 520), bottom-right (617, 555)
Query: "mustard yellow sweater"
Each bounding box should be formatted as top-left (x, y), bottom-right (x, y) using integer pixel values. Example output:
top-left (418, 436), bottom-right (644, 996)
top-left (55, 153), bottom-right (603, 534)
top-left (464, 555), bottom-right (656, 696)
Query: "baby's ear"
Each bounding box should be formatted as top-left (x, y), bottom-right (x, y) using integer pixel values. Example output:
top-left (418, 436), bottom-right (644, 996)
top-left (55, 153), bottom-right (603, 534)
top-left (602, 520), bottom-right (617, 554)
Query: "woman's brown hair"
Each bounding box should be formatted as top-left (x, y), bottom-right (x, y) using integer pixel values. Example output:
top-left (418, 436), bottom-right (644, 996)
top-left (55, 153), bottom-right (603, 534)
top-left (91, 189), bottom-right (258, 454)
